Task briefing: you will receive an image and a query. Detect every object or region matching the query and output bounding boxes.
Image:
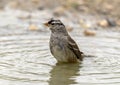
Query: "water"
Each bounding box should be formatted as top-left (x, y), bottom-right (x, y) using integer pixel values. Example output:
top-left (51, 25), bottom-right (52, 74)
top-left (0, 9), bottom-right (120, 85)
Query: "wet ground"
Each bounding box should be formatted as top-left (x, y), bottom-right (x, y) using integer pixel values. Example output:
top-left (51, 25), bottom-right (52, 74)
top-left (0, 8), bottom-right (120, 85)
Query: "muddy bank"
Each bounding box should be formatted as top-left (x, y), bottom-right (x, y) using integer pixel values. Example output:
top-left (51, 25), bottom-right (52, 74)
top-left (0, 0), bottom-right (120, 18)
top-left (0, 0), bottom-right (120, 32)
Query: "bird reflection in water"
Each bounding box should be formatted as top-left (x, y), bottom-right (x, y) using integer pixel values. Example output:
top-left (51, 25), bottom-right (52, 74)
top-left (48, 63), bottom-right (81, 85)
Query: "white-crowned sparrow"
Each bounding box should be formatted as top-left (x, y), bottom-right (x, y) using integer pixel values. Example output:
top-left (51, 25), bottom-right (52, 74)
top-left (44, 19), bottom-right (83, 63)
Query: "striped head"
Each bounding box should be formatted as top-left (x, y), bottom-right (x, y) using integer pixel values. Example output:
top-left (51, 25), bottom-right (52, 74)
top-left (44, 19), bottom-right (67, 33)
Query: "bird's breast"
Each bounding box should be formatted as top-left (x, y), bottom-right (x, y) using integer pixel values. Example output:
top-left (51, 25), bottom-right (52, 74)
top-left (49, 34), bottom-right (78, 62)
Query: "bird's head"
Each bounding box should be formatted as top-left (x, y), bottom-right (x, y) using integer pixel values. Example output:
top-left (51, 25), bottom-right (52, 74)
top-left (44, 18), bottom-right (67, 33)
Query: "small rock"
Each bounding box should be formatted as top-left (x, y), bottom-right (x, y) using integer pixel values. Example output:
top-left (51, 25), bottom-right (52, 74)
top-left (106, 18), bottom-right (116, 27)
top-left (28, 24), bottom-right (39, 31)
top-left (98, 18), bottom-right (116, 27)
top-left (83, 29), bottom-right (96, 36)
top-left (53, 6), bottom-right (66, 16)
top-left (98, 19), bottom-right (109, 27)
top-left (79, 19), bottom-right (91, 29)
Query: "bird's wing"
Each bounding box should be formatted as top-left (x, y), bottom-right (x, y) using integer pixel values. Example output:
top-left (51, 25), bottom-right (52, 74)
top-left (67, 35), bottom-right (83, 61)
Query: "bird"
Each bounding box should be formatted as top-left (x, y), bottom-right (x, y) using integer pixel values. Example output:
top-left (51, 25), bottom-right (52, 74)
top-left (44, 19), bottom-right (83, 63)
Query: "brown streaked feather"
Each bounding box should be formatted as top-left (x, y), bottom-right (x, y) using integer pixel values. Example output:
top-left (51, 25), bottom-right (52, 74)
top-left (67, 35), bottom-right (83, 61)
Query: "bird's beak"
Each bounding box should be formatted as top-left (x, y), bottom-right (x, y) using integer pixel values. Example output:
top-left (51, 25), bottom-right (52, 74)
top-left (44, 22), bottom-right (49, 27)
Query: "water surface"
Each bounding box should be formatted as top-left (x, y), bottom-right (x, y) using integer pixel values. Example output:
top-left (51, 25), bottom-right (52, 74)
top-left (0, 9), bottom-right (120, 85)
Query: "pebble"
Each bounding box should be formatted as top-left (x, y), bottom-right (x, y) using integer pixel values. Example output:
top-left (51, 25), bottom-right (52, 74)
top-left (83, 29), bottom-right (96, 36)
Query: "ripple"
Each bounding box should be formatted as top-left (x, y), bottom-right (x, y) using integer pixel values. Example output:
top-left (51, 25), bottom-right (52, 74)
top-left (0, 27), bottom-right (120, 85)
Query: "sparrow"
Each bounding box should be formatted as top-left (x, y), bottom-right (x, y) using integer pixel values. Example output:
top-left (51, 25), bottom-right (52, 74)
top-left (44, 19), bottom-right (83, 63)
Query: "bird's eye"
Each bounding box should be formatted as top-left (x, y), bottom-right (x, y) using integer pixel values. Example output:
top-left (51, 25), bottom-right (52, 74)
top-left (59, 23), bottom-right (63, 25)
top-left (51, 23), bottom-right (54, 25)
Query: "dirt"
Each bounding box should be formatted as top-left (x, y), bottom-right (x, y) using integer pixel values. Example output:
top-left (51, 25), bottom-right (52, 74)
top-left (0, 0), bottom-right (119, 31)
top-left (0, 0), bottom-right (119, 18)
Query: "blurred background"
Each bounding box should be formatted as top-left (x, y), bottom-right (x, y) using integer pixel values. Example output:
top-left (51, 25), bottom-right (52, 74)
top-left (0, 0), bottom-right (120, 30)
top-left (0, 0), bottom-right (120, 85)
